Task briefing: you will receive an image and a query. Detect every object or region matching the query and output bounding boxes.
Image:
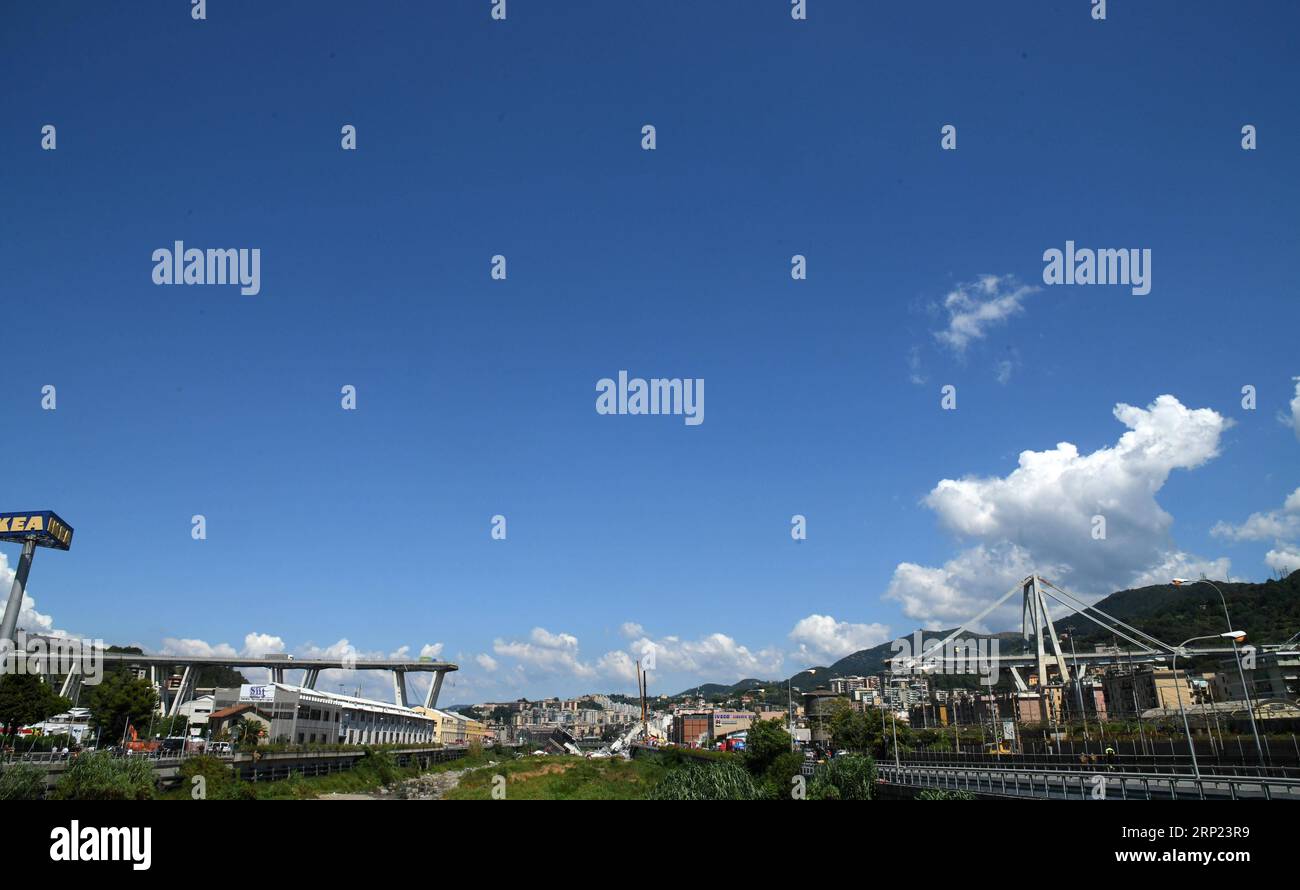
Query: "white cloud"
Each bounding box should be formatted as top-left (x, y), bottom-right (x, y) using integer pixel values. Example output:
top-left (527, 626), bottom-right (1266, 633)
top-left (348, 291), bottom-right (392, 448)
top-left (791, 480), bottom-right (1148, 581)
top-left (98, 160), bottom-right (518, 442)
top-left (620, 622), bottom-right (645, 639)
top-left (885, 395), bottom-right (1233, 627)
top-left (596, 649), bottom-right (638, 682)
top-left (933, 275), bottom-right (1037, 354)
top-left (161, 637), bottom-right (239, 658)
top-left (0, 554), bottom-right (73, 638)
top-left (1277, 378), bottom-right (1300, 439)
top-left (1212, 488), bottom-right (1300, 543)
top-left (475, 653), bottom-right (498, 672)
top-left (493, 627), bottom-right (596, 678)
top-left (612, 630), bottom-right (784, 683)
top-left (419, 642), bottom-right (444, 660)
top-left (1265, 546), bottom-right (1300, 574)
top-left (242, 632), bottom-right (285, 657)
top-left (788, 614), bottom-right (891, 664)
top-left (1215, 486), bottom-right (1300, 575)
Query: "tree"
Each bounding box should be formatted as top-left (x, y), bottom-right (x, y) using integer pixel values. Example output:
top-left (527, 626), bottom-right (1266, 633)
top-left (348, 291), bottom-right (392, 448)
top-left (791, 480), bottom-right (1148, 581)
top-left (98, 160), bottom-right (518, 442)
top-left (150, 714), bottom-right (190, 738)
top-left (85, 672), bottom-right (157, 744)
top-left (231, 716), bottom-right (265, 748)
top-left (827, 700), bottom-right (874, 752)
top-left (0, 674), bottom-right (71, 745)
top-left (744, 718), bottom-right (792, 777)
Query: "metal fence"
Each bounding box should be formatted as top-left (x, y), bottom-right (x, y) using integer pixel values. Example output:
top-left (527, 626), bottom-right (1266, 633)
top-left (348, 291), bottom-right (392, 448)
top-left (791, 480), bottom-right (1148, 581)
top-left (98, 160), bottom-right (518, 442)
top-left (879, 762), bottom-right (1300, 801)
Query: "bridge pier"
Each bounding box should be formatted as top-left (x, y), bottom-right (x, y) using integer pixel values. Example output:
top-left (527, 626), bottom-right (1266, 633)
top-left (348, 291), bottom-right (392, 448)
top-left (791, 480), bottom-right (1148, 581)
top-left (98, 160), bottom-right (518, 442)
top-left (423, 670), bottom-right (445, 709)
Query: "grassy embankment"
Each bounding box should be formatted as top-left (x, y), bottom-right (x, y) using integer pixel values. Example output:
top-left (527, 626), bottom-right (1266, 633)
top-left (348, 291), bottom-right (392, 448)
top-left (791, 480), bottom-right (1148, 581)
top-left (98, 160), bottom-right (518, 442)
top-left (443, 755), bottom-right (669, 800)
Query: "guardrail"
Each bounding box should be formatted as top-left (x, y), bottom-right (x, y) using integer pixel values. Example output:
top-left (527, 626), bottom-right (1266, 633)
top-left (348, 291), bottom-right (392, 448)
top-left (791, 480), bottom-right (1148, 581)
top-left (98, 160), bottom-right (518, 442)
top-left (896, 748), bottom-right (1300, 780)
top-left (13, 744), bottom-right (477, 791)
top-left (879, 762), bottom-right (1300, 800)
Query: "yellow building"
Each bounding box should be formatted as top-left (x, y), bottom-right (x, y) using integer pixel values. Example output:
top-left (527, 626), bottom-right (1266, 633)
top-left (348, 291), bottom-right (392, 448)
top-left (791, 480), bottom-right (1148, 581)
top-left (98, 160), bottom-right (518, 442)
top-left (412, 707), bottom-right (487, 746)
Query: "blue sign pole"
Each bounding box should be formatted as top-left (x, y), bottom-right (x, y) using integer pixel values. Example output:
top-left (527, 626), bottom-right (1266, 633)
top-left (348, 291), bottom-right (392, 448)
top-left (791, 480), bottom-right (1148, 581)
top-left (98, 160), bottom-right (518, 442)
top-left (0, 539), bottom-right (36, 647)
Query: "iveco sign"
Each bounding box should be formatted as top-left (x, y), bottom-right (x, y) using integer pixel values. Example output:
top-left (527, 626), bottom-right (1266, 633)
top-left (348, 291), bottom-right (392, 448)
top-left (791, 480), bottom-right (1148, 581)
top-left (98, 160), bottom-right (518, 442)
top-left (0, 511), bottom-right (74, 551)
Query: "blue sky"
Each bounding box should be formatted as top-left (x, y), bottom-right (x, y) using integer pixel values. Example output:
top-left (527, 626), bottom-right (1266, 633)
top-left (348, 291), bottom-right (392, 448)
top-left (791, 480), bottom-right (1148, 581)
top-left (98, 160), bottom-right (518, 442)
top-left (1, 1), bottom-right (1297, 702)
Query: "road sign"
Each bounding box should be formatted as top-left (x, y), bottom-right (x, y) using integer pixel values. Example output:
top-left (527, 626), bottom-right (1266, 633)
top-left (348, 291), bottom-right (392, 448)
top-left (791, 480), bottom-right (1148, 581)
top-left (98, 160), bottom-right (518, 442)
top-left (0, 511), bottom-right (74, 551)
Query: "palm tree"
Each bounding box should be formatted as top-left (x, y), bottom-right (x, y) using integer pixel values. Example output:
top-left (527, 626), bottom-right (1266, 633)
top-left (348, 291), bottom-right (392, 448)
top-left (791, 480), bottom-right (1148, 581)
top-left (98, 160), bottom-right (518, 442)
top-left (231, 716), bottom-right (264, 748)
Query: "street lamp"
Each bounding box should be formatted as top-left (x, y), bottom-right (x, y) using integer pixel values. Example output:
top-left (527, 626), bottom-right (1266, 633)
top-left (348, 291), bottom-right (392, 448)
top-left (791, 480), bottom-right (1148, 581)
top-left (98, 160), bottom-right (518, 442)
top-left (1173, 632), bottom-right (1246, 780)
top-left (1172, 578), bottom-right (1266, 763)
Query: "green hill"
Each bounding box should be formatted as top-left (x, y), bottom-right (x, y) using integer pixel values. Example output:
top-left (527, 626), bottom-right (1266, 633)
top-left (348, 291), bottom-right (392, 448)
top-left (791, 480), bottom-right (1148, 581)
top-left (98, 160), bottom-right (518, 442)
top-left (1052, 571), bottom-right (1300, 649)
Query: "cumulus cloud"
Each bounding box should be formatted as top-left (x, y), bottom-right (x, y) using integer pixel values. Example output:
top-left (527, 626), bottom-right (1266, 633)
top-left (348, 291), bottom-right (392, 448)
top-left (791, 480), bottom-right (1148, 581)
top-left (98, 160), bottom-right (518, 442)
top-left (0, 554), bottom-right (73, 638)
top-left (493, 627), bottom-right (596, 678)
top-left (1265, 546), bottom-right (1300, 574)
top-left (1214, 486), bottom-right (1300, 575)
top-left (788, 614), bottom-right (892, 664)
top-left (242, 632), bottom-right (285, 656)
top-left (885, 395), bottom-right (1233, 627)
top-left (475, 653), bottom-right (499, 672)
top-left (933, 275), bottom-right (1037, 354)
top-left (161, 637), bottom-right (239, 658)
top-left (1213, 488), bottom-right (1300, 543)
top-left (611, 629), bottom-right (784, 682)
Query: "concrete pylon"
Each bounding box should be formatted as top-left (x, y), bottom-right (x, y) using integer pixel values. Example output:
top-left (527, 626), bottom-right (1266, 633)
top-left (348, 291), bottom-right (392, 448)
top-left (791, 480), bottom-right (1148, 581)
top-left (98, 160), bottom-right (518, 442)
top-left (167, 665), bottom-right (193, 718)
top-left (392, 670), bottom-right (409, 707)
top-left (1022, 574), bottom-right (1071, 687)
top-left (423, 670), bottom-right (445, 710)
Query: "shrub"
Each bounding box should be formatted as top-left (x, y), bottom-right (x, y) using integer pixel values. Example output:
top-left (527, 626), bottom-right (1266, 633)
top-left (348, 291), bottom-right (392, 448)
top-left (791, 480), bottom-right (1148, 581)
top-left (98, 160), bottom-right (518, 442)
top-left (917, 788), bottom-right (976, 800)
top-left (363, 748), bottom-right (399, 785)
top-left (647, 760), bottom-right (765, 800)
top-left (0, 762), bottom-right (47, 800)
top-left (51, 752), bottom-right (156, 800)
top-left (179, 755), bottom-right (255, 800)
top-left (809, 754), bottom-right (875, 801)
top-left (762, 751), bottom-right (806, 800)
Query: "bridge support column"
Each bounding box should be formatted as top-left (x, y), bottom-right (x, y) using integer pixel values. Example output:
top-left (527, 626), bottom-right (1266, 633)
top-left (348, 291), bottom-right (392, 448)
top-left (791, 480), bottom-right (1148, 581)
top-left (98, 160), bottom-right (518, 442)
top-left (423, 670), bottom-right (445, 710)
top-left (59, 662), bottom-right (81, 703)
top-left (393, 670), bottom-right (409, 707)
top-left (167, 665), bottom-right (193, 718)
top-left (303, 668), bottom-right (319, 689)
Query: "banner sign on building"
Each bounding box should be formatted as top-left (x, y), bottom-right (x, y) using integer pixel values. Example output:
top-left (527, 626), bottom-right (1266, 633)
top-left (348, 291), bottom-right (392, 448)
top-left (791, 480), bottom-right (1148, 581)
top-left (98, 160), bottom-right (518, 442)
top-left (240, 684), bottom-right (277, 702)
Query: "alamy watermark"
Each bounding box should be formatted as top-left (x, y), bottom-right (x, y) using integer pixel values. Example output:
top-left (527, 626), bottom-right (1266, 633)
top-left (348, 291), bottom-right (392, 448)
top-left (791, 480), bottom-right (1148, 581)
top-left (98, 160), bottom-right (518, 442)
top-left (152, 241), bottom-right (261, 295)
top-left (595, 371), bottom-right (704, 426)
top-left (1042, 240), bottom-right (1150, 296)
top-left (0, 631), bottom-right (105, 685)
top-left (889, 631), bottom-right (999, 685)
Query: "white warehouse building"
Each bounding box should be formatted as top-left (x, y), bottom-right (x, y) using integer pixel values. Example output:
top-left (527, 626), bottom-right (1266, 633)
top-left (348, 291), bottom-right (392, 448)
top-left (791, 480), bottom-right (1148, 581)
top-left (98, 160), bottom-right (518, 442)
top-left (212, 683), bottom-right (438, 746)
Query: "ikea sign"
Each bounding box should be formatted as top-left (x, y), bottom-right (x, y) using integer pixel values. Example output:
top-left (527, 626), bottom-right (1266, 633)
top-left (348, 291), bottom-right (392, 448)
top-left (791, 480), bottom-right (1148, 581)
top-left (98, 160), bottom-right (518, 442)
top-left (0, 511), bottom-right (74, 551)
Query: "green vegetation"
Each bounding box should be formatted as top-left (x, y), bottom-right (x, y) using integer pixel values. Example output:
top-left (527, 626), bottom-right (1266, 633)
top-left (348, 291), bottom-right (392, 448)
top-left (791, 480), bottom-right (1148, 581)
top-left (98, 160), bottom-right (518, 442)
top-left (162, 747), bottom-right (448, 800)
top-left (0, 674), bottom-right (70, 747)
top-left (808, 754), bottom-right (876, 800)
top-left (177, 755), bottom-right (256, 800)
top-left (51, 751), bottom-right (157, 800)
top-left (447, 755), bottom-right (667, 800)
top-left (646, 759), bottom-right (765, 800)
top-left (1056, 571), bottom-right (1300, 649)
top-left (917, 788), bottom-right (977, 800)
top-left (84, 672), bottom-right (157, 744)
top-left (0, 761), bottom-right (48, 800)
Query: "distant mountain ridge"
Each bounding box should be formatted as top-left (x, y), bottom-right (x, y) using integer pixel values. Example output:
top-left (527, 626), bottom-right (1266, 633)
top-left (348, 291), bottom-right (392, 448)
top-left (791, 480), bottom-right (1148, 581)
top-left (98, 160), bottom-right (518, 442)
top-left (673, 571), bottom-right (1300, 697)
